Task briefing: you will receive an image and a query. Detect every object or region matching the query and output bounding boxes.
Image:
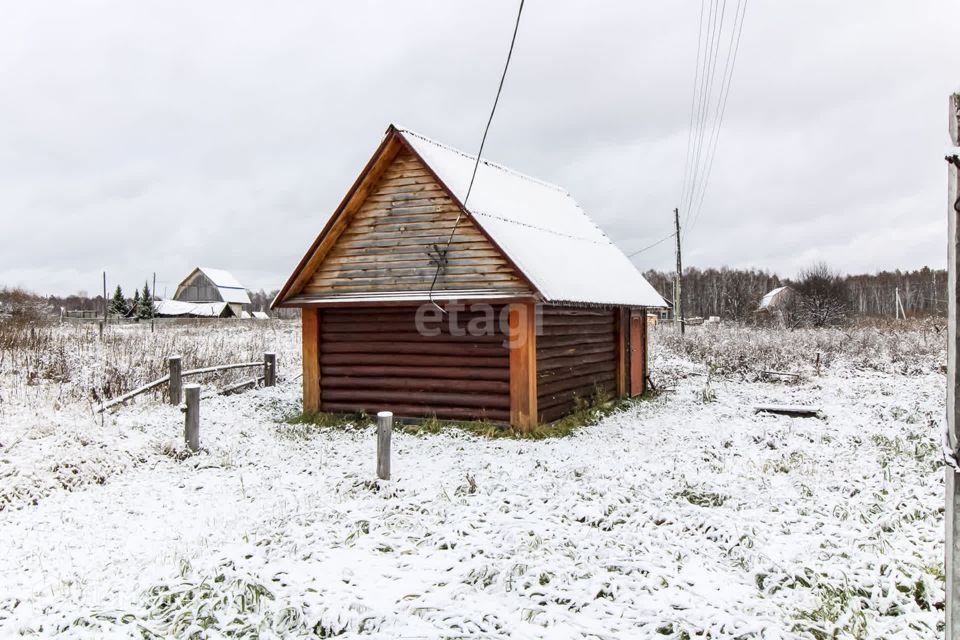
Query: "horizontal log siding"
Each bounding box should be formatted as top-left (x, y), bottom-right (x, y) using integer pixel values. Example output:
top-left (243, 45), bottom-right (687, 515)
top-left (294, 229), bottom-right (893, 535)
top-left (320, 307), bottom-right (511, 422)
top-left (305, 150), bottom-right (529, 296)
top-left (536, 306), bottom-right (618, 423)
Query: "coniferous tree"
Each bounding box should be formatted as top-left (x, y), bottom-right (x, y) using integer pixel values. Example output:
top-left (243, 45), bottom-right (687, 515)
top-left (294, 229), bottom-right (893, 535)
top-left (109, 285), bottom-right (129, 316)
top-left (132, 289), bottom-right (141, 315)
top-left (137, 281), bottom-right (154, 319)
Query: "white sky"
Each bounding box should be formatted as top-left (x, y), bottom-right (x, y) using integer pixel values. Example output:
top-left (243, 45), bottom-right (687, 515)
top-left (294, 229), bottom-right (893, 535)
top-left (1, 1), bottom-right (958, 296)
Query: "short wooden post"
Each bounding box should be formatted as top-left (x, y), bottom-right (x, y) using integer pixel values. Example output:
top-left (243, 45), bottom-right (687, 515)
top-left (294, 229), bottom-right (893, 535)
top-left (263, 352), bottom-right (276, 387)
top-left (183, 384), bottom-right (200, 452)
top-left (377, 411), bottom-right (392, 480)
top-left (168, 356), bottom-right (182, 405)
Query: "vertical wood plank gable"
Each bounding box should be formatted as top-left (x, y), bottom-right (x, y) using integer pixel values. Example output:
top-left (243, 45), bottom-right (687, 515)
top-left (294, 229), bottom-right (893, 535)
top-left (304, 150), bottom-right (529, 295)
top-left (282, 135), bottom-right (405, 301)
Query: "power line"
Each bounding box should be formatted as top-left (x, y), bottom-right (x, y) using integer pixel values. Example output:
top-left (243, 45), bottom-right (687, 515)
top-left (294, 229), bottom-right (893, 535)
top-left (685, 0), bottom-right (726, 222)
top-left (428, 0), bottom-right (525, 307)
top-left (678, 0), bottom-right (707, 210)
top-left (627, 231), bottom-right (676, 258)
top-left (687, 0), bottom-right (748, 237)
top-left (683, 0), bottom-right (724, 222)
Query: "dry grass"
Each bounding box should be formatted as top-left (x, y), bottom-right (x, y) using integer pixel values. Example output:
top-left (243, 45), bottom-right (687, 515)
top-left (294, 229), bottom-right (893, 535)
top-left (0, 319), bottom-right (301, 410)
top-left (654, 318), bottom-right (945, 378)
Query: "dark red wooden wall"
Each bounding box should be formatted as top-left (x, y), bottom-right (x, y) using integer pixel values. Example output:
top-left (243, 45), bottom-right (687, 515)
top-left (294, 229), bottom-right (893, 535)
top-left (536, 306), bottom-right (618, 424)
top-left (319, 306), bottom-right (511, 422)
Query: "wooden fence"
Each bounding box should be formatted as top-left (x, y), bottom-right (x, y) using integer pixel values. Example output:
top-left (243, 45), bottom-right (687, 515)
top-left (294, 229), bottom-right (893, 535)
top-left (97, 352), bottom-right (277, 413)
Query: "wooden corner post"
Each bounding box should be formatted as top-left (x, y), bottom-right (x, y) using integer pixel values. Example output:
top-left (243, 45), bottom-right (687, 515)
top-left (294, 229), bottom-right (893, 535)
top-left (302, 308), bottom-right (321, 414)
top-left (616, 308), bottom-right (627, 397)
top-left (947, 91), bottom-right (960, 640)
top-left (508, 301), bottom-right (537, 432)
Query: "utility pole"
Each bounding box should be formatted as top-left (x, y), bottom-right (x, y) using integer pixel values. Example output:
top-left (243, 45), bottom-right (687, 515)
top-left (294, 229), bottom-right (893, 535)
top-left (945, 90), bottom-right (960, 640)
top-left (152, 272), bottom-right (156, 333)
top-left (101, 271), bottom-right (107, 339)
top-left (674, 208), bottom-right (685, 335)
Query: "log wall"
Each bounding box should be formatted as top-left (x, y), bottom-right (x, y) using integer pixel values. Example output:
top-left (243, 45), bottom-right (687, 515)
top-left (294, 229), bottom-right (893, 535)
top-left (319, 306), bottom-right (511, 422)
top-left (536, 306), bottom-right (618, 424)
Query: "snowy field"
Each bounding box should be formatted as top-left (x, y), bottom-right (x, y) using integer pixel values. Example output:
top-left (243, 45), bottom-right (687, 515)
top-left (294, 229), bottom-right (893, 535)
top-left (0, 319), bottom-right (948, 638)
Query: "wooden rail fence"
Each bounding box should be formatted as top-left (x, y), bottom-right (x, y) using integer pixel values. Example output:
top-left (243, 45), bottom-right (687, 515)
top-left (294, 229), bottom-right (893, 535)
top-left (97, 352), bottom-right (277, 413)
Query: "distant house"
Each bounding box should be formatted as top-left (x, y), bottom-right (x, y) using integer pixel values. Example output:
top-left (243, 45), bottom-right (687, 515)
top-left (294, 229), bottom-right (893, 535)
top-left (757, 286), bottom-right (794, 312)
top-left (756, 285), bottom-right (797, 326)
top-left (155, 267), bottom-right (252, 318)
top-left (154, 299), bottom-right (234, 318)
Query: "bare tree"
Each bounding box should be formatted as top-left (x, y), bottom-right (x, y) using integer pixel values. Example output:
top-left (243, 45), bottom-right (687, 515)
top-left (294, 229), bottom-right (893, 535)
top-left (795, 262), bottom-right (850, 327)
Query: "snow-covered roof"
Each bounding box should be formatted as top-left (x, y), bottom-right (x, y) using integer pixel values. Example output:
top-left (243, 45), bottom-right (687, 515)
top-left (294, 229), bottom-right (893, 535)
top-left (758, 286), bottom-right (791, 310)
top-left (178, 267), bottom-right (251, 305)
top-left (251, 311), bottom-right (270, 319)
top-left (397, 128), bottom-right (666, 308)
top-left (155, 300), bottom-right (229, 317)
top-left (199, 267), bottom-right (244, 290)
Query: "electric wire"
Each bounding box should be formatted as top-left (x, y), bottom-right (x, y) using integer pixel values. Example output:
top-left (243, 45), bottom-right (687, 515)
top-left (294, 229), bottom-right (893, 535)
top-left (687, 0), bottom-right (748, 237)
top-left (427, 0), bottom-right (525, 308)
top-left (678, 0), bottom-right (707, 211)
top-left (627, 231), bottom-right (677, 258)
top-left (683, 0), bottom-right (726, 225)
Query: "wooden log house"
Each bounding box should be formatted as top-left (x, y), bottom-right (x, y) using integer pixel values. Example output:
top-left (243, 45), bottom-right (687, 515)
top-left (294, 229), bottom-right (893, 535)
top-left (272, 125), bottom-right (666, 431)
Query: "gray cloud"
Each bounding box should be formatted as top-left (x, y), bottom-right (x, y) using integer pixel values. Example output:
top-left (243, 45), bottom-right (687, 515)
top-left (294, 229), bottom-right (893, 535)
top-left (1, 1), bottom-right (958, 296)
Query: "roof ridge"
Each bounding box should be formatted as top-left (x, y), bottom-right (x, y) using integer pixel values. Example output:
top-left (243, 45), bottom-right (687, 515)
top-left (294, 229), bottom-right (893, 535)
top-left (395, 127), bottom-right (568, 195)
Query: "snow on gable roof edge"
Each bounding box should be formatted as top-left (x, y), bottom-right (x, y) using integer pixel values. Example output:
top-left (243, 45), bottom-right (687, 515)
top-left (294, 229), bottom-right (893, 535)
top-left (394, 126), bottom-right (633, 249)
top-left (395, 127), bottom-right (569, 196)
top-left (198, 267), bottom-right (245, 290)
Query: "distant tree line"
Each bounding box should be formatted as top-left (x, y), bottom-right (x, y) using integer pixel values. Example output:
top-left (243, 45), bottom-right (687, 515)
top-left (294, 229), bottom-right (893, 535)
top-left (5, 265), bottom-right (943, 325)
top-left (643, 265), bottom-right (946, 323)
top-left (644, 267), bottom-right (782, 322)
top-left (847, 267), bottom-right (944, 317)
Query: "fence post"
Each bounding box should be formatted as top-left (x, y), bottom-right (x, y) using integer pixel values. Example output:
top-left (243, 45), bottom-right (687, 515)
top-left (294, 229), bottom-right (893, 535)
top-left (168, 356), bottom-right (182, 405)
top-left (377, 411), bottom-right (392, 480)
top-left (263, 352), bottom-right (276, 387)
top-left (184, 384), bottom-right (200, 452)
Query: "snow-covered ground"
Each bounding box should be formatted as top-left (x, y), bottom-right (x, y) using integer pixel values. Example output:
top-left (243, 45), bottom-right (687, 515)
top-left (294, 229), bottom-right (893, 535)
top-left (0, 322), bottom-right (947, 638)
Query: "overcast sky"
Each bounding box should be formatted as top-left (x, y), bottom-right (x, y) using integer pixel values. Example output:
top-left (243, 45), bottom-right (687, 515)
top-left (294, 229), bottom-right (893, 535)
top-left (2, 1), bottom-right (958, 297)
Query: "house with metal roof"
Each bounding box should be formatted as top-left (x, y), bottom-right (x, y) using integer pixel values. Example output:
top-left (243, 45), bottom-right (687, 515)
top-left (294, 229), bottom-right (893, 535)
top-left (160, 267), bottom-right (252, 318)
top-left (758, 286), bottom-right (793, 312)
top-left (273, 125), bottom-right (666, 431)
top-left (756, 285), bottom-right (797, 327)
